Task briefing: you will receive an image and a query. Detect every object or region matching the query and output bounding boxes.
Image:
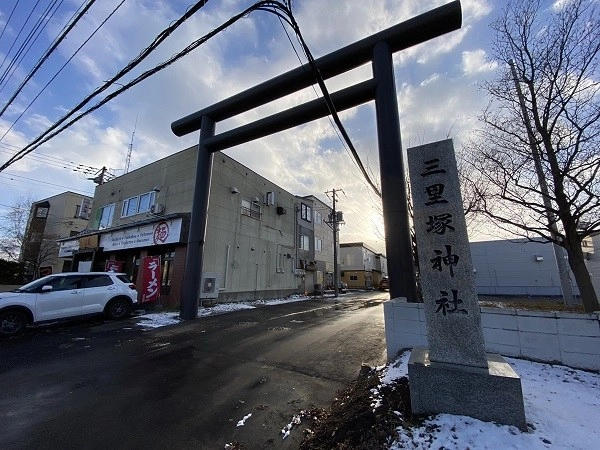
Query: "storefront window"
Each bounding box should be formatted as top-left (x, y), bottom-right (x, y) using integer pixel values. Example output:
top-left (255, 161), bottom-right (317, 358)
top-left (161, 250), bottom-right (175, 292)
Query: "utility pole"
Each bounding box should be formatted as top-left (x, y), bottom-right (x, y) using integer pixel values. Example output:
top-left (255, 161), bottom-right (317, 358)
top-left (326, 188), bottom-right (344, 298)
top-left (88, 166), bottom-right (107, 185)
top-left (509, 60), bottom-right (575, 305)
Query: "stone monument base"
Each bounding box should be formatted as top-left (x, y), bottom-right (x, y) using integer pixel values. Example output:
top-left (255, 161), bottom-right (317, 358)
top-left (408, 347), bottom-right (527, 430)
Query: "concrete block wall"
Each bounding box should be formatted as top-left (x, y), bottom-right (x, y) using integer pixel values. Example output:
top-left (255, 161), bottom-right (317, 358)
top-left (384, 298), bottom-right (600, 371)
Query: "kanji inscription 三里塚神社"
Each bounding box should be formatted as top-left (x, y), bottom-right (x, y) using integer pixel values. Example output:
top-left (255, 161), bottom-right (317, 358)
top-left (407, 139), bottom-right (487, 367)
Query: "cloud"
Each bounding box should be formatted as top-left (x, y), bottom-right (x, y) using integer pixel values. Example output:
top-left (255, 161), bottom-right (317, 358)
top-left (0, 0), bottom-right (501, 252)
top-left (462, 49), bottom-right (498, 75)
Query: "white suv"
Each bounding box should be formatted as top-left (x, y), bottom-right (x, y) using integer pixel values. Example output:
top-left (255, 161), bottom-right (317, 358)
top-left (0, 272), bottom-right (139, 337)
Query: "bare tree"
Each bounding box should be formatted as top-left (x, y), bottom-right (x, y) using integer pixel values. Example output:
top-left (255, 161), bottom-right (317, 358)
top-left (0, 194), bottom-right (35, 261)
top-left (468, 0), bottom-right (600, 312)
top-left (25, 237), bottom-right (58, 279)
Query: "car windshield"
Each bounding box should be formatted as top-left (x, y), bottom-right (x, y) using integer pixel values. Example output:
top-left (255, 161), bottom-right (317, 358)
top-left (14, 275), bottom-right (56, 293)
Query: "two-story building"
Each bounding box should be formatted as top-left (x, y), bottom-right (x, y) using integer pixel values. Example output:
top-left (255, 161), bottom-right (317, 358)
top-left (21, 192), bottom-right (92, 277)
top-left (57, 146), bottom-right (335, 306)
top-left (339, 242), bottom-right (387, 289)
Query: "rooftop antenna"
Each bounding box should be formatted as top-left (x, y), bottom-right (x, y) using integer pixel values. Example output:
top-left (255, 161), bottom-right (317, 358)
top-left (124, 115), bottom-right (138, 174)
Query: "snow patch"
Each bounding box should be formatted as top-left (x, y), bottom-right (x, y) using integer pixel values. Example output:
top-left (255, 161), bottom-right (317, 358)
top-left (236, 413), bottom-right (252, 427)
top-left (386, 352), bottom-right (600, 450)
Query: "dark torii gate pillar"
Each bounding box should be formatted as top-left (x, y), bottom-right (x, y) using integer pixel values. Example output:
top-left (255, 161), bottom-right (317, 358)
top-left (172, 1), bottom-right (462, 319)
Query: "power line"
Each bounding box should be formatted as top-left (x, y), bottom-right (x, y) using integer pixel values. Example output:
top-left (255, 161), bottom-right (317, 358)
top-left (0, 0), bottom-right (212, 169)
top-left (1, 0), bottom-right (382, 203)
top-left (0, 0), bottom-right (95, 118)
top-left (0, 0), bottom-right (126, 144)
top-left (266, 2), bottom-right (381, 197)
top-left (0, 0), bottom-right (64, 93)
top-left (273, 8), bottom-right (381, 200)
top-left (0, 144), bottom-right (100, 173)
top-left (0, 0), bottom-right (21, 44)
top-left (0, 0), bottom-right (42, 76)
top-left (0, 171), bottom-right (94, 194)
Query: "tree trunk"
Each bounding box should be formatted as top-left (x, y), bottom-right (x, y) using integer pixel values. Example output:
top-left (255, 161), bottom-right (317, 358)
top-left (565, 245), bottom-right (599, 313)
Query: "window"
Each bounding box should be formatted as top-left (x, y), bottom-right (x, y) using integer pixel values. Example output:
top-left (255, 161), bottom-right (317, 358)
top-left (138, 192), bottom-right (155, 213)
top-left (81, 275), bottom-right (113, 288)
top-left (299, 234), bottom-right (310, 250)
top-left (315, 237), bottom-right (323, 252)
top-left (161, 250), bottom-right (175, 292)
top-left (75, 204), bottom-right (81, 218)
top-left (350, 275), bottom-right (358, 281)
top-left (122, 197), bottom-right (138, 217)
top-left (314, 211), bottom-right (322, 224)
top-left (122, 191), bottom-right (156, 217)
top-left (35, 206), bottom-right (49, 218)
top-left (241, 198), bottom-right (261, 219)
top-left (301, 203), bottom-right (312, 222)
top-left (98, 203), bottom-right (115, 230)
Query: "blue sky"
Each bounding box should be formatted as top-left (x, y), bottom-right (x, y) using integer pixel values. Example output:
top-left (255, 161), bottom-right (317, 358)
top-left (0, 0), bottom-right (529, 253)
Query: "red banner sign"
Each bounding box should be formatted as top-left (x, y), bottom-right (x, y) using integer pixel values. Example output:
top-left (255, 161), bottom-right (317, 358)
top-left (105, 260), bottom-right (124, 272)
top-left (141, 256), bottom-right (161, 303)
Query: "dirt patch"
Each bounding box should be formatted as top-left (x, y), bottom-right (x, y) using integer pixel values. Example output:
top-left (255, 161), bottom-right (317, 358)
top-left (299, 366), bottom-right (417, 450)
top-left (478, 295), bottom-right (585, 313)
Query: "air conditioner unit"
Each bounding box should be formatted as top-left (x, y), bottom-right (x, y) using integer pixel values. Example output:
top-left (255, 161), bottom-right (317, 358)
top-left (150, 203), bottom-right (165, 214)
top-left (200, 272), bottom-right (220, 299)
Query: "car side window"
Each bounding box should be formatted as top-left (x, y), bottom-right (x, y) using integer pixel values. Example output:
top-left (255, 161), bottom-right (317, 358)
top-left (82, 275), bottom-right (113, 288)
top-left (42, 276), bottom-right (81, 291)
top-left (61, 276), bottom-right (83, 291)
top-left (42, 277), bottom-right (65, 291)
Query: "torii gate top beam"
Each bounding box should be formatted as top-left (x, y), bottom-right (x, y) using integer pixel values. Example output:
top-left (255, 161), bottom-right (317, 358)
top-left (171, 1), bottom-right (461, 137)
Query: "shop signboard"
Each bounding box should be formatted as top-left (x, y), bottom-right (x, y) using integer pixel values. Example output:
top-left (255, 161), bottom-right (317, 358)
top-left (79, 234), bottom-right (99, 249)
top-left (58, 239), bottom-right (79, 257)
top-left (105, 260), bottom-right (124, 272)
top-left (100, 218), bottom-right (182, 251)
top-left (140, 256), bottom-right (161, 303)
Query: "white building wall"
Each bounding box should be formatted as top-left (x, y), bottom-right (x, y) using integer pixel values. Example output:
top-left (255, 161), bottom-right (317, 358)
top-left (471, 239), bottom-right (580, 297)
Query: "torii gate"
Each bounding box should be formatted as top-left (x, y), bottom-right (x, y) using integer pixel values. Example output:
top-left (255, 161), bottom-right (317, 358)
top-left (172, 1), bottom-right (462, 319)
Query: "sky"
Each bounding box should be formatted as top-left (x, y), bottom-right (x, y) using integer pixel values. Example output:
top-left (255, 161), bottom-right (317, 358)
top-left (135, 298), bottom-right (600, 449)
top-left (0, 0), bottom-right (559, 254)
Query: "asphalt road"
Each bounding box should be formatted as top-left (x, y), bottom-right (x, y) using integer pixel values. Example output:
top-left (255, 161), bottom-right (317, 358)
top-left (0, 291), bottom-right (388, 449)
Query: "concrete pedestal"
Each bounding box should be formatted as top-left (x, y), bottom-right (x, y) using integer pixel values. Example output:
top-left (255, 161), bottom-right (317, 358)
top-left (408, 347), bottom-right (527, 430)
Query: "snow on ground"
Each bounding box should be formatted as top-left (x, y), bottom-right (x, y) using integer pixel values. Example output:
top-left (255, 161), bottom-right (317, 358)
top-left (134, 294), bottom-right (311, 328)
top-left (381, 351), bottom-right (600, 450)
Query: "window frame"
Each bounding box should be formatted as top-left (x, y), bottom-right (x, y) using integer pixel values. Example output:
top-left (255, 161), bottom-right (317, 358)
top-left (299, 234), bottom-right (310, 250)
top-left (314, 210), bottom-right (322, 224)
top-left (315, 237), bottom-right (323, 252)
top-left (98, 203), bottom-right (115, 230)
top-left (241, 198), bottom-right (261, 220)
top-left (122, 191), bottom-right (156, 218)
top-left (300, 203), bottom-right (312, 222)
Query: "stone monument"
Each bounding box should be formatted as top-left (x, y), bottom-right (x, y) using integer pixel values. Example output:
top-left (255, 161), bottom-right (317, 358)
top-left (406, 139), bottom-right (527, 430)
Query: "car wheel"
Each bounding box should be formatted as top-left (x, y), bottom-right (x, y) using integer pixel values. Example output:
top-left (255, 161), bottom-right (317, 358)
top-left (0, 309), bottom-right (28, 337)
top-left (105, 297), bottom-right (132, 320)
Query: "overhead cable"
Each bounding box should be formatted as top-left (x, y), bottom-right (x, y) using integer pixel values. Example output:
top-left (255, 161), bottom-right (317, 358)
top-left (0, 0), bottom-right (21, 43)
top-left (0, 0), bottom-right (126, 143)
top-left (0, 0), bottom-right (64, 92)
top-left (2, 0), bottom-right (383, 199)
top-left (0, 0), bottom-right (212, 167)
top-left (0, 0), bottom-right (96, 118)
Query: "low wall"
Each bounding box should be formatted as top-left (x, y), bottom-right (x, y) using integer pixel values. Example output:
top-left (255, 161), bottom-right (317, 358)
top-left (384, 298), bottom-right (600, 371)
top-left (0, 285), bottom-right (21, 292)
